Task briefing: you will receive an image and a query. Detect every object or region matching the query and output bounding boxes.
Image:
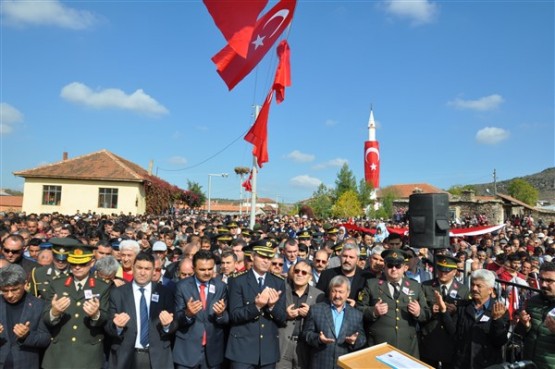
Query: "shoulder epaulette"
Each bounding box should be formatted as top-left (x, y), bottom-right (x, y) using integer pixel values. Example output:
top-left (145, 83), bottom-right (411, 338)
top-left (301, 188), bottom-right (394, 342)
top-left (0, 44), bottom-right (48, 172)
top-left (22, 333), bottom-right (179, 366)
top-left (232, 270), bottom-right (248, 279)
top-left (271, 272), bottom-right (285, 280)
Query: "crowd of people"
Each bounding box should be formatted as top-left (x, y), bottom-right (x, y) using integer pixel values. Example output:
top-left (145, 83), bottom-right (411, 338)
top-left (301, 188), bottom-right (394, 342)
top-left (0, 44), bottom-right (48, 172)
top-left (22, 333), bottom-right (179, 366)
top-left (0, 211), bottom-right (554, 369)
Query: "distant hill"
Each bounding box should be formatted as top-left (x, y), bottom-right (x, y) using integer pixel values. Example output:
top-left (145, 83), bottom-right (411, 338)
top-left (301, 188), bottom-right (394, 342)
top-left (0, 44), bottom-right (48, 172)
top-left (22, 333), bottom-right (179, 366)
top-left (471, 168), bottom-right (555, 201)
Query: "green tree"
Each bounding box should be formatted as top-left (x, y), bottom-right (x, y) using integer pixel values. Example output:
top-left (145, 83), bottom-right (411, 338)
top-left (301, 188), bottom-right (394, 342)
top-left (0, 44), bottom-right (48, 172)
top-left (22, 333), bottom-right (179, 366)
top-left (332, 190), bottom-right (362, 218)
top-left (447, 184), bottom-right (476, 196)
top-left (507, 179), bottom-right (538, 206)
top-left (187, 180), bottom-right (206, 206)
top-left (358, 179), bottom-right (374, 209)
top-left (334, 163), bottom-right (357, 199)
top-left (307, 183), bottom-right (334, 218)
top-left (369, 187), bottom-right (397, 220)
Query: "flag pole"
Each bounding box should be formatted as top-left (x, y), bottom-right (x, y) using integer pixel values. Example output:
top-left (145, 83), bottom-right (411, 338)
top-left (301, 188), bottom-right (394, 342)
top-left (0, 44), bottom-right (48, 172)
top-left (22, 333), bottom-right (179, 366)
top-left (249, 105), bottom-right (261, 230)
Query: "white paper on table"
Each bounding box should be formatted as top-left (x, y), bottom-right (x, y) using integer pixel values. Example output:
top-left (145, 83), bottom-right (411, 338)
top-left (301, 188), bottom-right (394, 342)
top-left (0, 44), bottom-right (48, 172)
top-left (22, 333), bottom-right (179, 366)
top-left (375, 350), bottom-right (428, 369)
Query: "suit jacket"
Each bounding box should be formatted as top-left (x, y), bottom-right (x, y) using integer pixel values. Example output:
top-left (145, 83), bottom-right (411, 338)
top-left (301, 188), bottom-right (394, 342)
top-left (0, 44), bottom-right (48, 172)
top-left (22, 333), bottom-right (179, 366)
top-left (105, 282), bottom-right (177, 369)
top-left (0, 293), bottom-right (51, 368)
top-left (29, 264), bottom-right (69, 298)
top-left (316, 267), bottom-right (371, 302)
top-left (42, 275), bottom-right (110, 369)
top-left (225, 269), bottom-right (286, 366)
top-left (420, 278), bottom-right (470, 362)
top-left (301, 301), bottom-right (366, 369)
top-left (174, 276), bottom-right (229, 367)
top-left (278, 283), bottom-right (324, 368)
top-left (357, 276), bottom-right (431, 358)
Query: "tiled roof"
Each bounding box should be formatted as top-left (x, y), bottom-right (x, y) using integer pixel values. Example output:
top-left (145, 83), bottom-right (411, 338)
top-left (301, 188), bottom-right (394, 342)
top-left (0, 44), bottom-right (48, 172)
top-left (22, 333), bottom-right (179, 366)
top-left (496, 193), bottom-right (537, 210)
top-left (14, 149), bottom-right (150, 183)
top-left (378, 183), bottom-right (446, 199)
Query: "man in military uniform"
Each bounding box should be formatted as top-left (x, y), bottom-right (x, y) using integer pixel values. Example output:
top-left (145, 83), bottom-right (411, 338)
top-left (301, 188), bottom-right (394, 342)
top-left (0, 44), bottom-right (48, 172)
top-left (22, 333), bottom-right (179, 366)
top-left (357, 249), bottom-right (431, 358)
top-left (420, 255), bottom-right (470, 369)
top-left (41, 244), bottom-right (111, 369)
top-left (28, 237), bottom-right (73, 297)
top-left (226, 240), bottom-right (286, 369)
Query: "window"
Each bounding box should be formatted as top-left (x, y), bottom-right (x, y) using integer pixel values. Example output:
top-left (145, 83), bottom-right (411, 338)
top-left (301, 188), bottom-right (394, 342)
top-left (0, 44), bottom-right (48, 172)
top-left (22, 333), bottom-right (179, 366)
top-left (42, 185), bottom-right (62, 205)
top-left (98, 188), bottom-right (118, 209)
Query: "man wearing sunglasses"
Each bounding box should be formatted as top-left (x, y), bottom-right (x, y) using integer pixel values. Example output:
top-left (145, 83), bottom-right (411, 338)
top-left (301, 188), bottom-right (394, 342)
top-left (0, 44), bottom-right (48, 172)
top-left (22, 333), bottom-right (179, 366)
top-left (278, 260), bottom-right (324, 369)
top-left (1, 234), bottom-right (38, 276)
top-left (357, 249), bottom-right (430, 359)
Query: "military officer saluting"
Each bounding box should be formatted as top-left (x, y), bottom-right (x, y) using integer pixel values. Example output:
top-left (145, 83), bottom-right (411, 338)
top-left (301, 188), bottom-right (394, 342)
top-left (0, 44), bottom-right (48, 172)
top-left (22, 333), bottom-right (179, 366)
top-left (420, 255), bottom-right (470, 369)
top-left (41, 244), bottom-right (111, 369)
top-left (28, 237), bottom-right (74, 297)
top-left (357, 249), bottom-right (431, 358)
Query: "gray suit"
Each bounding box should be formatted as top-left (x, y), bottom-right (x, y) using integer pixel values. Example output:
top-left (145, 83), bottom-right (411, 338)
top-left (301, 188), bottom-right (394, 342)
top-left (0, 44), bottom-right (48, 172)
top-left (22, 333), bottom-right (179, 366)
top-left (277, 283), bottom-right (324, 369)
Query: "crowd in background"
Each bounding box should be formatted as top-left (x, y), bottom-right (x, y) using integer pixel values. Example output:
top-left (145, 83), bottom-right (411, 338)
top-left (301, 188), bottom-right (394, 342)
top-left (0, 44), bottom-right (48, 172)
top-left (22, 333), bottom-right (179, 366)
top-left (0, 210), bottom-right (554, 369)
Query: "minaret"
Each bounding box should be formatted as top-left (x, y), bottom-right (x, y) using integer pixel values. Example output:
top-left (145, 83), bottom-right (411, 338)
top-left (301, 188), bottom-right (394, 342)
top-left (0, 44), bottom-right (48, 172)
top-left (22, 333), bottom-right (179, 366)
top-left (364, 107), bottom-right (380, 197)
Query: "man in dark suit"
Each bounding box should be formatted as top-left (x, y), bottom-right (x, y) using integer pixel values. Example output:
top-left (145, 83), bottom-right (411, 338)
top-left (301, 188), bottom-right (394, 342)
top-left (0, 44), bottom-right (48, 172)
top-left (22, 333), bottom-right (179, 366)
top-left (0, 264), bottom-right (51, 368)
top-left (105, 252), bottom-right (177, 369)
top-left (42, 244), bottom-right (111, 369)
top-left (420, 255), bottom-right (470, 369)
top-left (174, 250), bottom-right (229, 369)
top-left (302, 275), bottom-right (366, 369)
top-left (225, 240), bottom-right (287, 369)
top-left (316, 241), bottom-right (371, 305)
top-left (277, 260), bottom-right (324, 369)
top-left (1, 234), bottom-right (38, 276)
top-left (357, 249), bottom-right (431, 358)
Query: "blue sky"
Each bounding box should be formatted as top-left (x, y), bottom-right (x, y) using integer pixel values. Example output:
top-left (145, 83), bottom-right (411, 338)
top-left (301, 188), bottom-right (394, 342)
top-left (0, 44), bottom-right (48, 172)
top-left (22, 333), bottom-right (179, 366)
top-left (1, 0), bottom-right (553, 204)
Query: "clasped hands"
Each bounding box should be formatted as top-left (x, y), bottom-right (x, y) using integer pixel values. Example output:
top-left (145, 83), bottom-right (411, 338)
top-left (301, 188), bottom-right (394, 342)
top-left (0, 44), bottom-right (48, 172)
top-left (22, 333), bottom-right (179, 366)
top-left (255, 287), bottom-right (281, 310)
top-left (50, 293), bottom-right (100, 319)
top-left (185, 296), bottom-right (226, 317)
top-left (113, 310), bottom-right (174, 329)
top-left (373, 297), bottom-right (421, 318)
top-left (319, 330), bottom-right (359, 345)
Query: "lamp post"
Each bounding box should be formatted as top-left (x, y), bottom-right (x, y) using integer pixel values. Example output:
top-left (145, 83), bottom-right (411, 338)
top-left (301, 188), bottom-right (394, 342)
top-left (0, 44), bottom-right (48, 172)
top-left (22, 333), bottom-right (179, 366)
top-left (207, 173), bottom-right (228, 213)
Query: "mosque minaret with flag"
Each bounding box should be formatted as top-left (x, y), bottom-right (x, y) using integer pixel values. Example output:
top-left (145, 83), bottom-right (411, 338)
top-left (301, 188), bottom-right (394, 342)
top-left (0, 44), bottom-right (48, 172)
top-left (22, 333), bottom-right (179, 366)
top-left (364, 108), bottom-right (380, 199)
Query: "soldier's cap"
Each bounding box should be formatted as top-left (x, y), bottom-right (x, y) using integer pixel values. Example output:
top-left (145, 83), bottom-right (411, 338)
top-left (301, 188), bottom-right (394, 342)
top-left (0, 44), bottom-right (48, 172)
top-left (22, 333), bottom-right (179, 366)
top-left (359, 245), bottom-right (368, 259)
top-left (243, 244), bottom-right (253, 259)
top-left (297, 230), bottom-right (312, 239)
top-left (241, 229), bottom-right (253, 237)
top-left (109, 238), bottom-right (122, 250)
top-left (436, 255), bottom-right (459, 272)
top-left (40, 241), bottom-right (53, 249)
top-left (332, 241), bottom-right (343, 253)
top-left (49, 237), bottom-right (82, 248)
top-left (326, 227), bottom-right (339, 235)
top-left (51, 244), bottom-right (70, 262)
top-left (250, 239), bottom-right (276, 258)
top-left (381, 249), bottom-right (408, 265)
top-left (67, 244), bottom-right (95, 265)
top-left (216, 232), bottom-right (232, 242)
top-left (227, 221), bottom-right (239, 229)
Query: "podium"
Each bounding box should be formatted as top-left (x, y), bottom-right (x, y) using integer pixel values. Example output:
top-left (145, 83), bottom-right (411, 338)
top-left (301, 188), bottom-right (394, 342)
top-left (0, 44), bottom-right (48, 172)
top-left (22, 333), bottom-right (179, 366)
top-left (338, 343), bottom-right (435, 369)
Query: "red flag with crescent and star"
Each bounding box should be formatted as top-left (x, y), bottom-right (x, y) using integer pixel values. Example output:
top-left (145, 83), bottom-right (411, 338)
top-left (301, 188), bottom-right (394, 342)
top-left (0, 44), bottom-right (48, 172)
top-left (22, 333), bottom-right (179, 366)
top-left (364, 140), bottom-right (380, 189)
top-left (212, 0), bottom-right (297, 90)
top-left (203, 0), bottom-right (268, 59)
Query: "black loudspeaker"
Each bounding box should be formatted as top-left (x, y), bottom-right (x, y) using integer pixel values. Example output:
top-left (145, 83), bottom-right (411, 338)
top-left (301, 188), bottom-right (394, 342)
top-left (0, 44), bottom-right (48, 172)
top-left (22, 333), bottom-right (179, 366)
top-left (408, 193), bottom-right (450, 249)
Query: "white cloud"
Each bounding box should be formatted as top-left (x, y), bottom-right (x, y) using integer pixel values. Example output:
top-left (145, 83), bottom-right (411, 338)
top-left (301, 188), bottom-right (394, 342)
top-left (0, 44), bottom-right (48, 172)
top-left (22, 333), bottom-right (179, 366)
top-left (475, 127), bottom-right (510, 145)
top-left (382, 0), bottom-right (438, 25)
top-left (286, 150), bottom-right (315, 163)
top-left (61, 82), bottom-right (169, 116)
top-left (290, 175), bottom-right (322, 189)
top-left (0, 102), bottom-right (24, 135)
top-left (168, 156), bottom-right (187, 165)
top-left (324, 119), bottom-right (338, 126)
top-left (313, 158), bottom-right (348, 170)
top-left (1, 0), bottom-right (98, 29)
top-left (448, 94), bottom-right (504, 111)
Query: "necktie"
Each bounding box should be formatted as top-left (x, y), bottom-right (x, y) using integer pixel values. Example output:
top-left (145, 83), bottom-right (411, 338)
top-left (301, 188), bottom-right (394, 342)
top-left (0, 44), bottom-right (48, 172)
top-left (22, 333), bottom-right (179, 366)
top-left (391, 283), bottom-right (400, 300)
top-left (76, 282), bottom-right (82, 292)
top-left (139, 287), bottom-right (149, 348)
top-left (441, 285), bottom-right (448, 299)
top-left (258, 277), bottom-right (264, 291)
top-left (199, 283), bottom-right (207, 346)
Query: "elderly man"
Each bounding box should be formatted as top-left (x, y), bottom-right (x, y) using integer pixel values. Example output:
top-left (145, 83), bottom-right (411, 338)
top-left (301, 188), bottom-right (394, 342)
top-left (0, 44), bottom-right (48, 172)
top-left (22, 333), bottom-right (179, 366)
top-left (357, 249), bottom-right (430, 358)
top-left (302, 275), bottom-right (366, 369)
top-left (278, 260), bottom-right (324, 369)
top-left (435, 269), bottom-right (509, 369)
top-left (0, 264), bottom-right (51, 368)
top-left (515, 261), bottom-right (555, 369)
top-left (119, 239), bottom-right (141, 283)
top-left (311, 250), bottom-right (329, 286)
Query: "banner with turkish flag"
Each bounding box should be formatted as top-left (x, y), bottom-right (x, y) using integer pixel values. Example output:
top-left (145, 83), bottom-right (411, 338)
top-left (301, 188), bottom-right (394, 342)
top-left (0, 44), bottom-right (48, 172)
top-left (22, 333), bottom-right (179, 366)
top-left (245, 90), bottom-right (273, 168)
top-left (212, 0), bottom-right (297, 90)
top-left (364, 140), bottom-right (380, 189)
top-left (203, 0), bottom-right (268, 58)
top-left (273, 40), bottom-right (291, 104)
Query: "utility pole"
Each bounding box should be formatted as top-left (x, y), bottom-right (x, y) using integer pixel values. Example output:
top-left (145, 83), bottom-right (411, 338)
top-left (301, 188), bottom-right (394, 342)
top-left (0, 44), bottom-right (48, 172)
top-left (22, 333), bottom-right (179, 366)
top-left (493, 168), bottom-right (497, 195)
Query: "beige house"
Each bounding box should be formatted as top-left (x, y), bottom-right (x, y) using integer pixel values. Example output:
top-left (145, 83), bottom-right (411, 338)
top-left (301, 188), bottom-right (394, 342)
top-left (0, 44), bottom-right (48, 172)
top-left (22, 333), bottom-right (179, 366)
top-left (13, 150), bottom-right (161, 215)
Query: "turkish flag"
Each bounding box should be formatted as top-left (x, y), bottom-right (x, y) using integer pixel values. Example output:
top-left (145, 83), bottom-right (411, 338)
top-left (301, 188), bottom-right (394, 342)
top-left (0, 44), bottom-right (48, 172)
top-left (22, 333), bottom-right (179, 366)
top-left (364, 140), bottom-right (380, 189)
top-left (203, 0), bottom-right (268, 58)
top-left (212, 0), bottom-right (297, 91)
top-left (245, 90), bottom-right (273, 168)
top-left (273, 40), bottom-right (291, 104)
top-left (242, 171), bottom-right (253, 192)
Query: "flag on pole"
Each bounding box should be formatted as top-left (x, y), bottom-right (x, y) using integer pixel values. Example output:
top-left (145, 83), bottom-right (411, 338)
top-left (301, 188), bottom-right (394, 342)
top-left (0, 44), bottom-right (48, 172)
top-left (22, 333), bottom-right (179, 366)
top-left (245, 91), bottom-right (273, 168)
top-left (242, 170), bottom-right (253, 192)
top-left (203, 0), bottom-right (268, 58)
top-left (364, 140), bottom-right (380, 189)
top-left (273, 40), bottom-right (291, 104)
top-left (212, 0), bottom-right (297, 90)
